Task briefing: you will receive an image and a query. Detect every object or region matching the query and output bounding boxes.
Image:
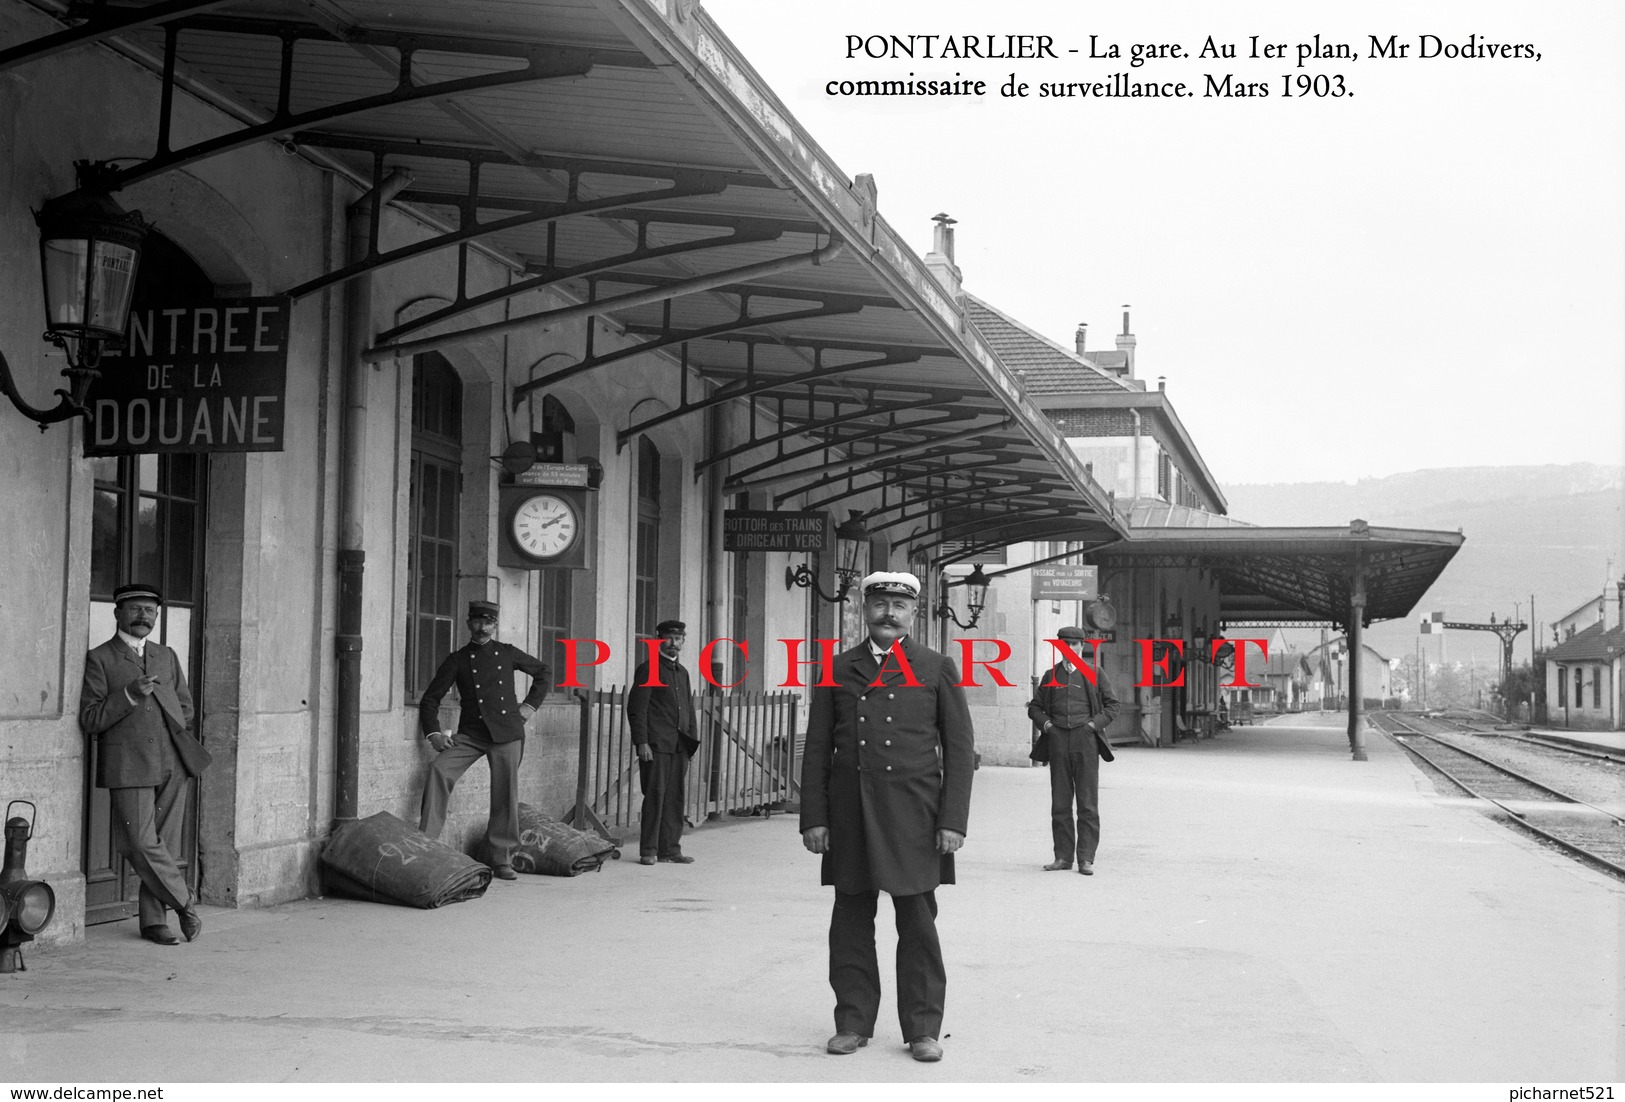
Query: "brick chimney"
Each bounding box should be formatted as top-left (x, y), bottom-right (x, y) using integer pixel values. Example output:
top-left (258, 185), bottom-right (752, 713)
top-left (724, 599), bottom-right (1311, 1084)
top-left (923, 212), bottom-right (962, 297)
top-left (1116, 305), bottom-right (1137, 377)
top-left (1616, 578), bottom-right (1624, 632)
top-left (1074, 322), bottom-right (1087, 355)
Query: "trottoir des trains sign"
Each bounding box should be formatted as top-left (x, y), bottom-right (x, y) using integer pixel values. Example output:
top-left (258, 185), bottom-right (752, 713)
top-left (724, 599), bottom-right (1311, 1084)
top-left (84, 297), bottom-right (291, 455)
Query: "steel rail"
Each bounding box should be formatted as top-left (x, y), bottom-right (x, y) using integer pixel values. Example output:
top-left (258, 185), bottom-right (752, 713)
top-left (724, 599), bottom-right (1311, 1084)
top-left (1379, 714), bottom-right (1625, 879)
top-left (1495, 732), bottom-right (1625, 767)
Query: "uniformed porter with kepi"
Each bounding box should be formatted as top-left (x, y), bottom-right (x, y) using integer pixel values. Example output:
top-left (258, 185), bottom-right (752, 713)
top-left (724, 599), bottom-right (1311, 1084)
top-left (417, 599), bottom-right (551, 880)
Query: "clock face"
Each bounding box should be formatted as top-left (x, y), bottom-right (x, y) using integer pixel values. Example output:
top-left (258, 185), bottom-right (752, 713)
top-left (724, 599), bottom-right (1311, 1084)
top-left (511, 492), bottom-right (580, 560)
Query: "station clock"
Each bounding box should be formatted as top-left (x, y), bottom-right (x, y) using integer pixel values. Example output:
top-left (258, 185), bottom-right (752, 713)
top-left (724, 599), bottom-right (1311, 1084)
top-left (498, 485), bottom-right (590, 569)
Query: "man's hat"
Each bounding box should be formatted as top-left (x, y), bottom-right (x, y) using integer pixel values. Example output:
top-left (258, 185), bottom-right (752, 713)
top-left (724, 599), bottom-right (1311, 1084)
top-left (467, 599), bottom-right (499, 619)
top-left (861, 571), bottom-right (920, 599)
top-left (113, 583), bottom-right (162, 605)
top-left (1056, 625), bottom-right (1088, 643)
top-left (654, 619), bottom-right (686, 636)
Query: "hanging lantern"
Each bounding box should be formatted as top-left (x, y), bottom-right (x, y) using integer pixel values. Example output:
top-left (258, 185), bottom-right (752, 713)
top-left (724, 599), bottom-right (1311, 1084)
top-left (35, 170), bottom-right (149, 367)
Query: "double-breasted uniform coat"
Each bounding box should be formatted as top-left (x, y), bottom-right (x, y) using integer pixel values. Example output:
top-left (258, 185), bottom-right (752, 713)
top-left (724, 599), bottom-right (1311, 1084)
top-left (80, 634), bottom-right (212, 928)
top-left (799, 634), bottom-right (975, 1041)
top-left (417, 639), bottom-right (551, 865)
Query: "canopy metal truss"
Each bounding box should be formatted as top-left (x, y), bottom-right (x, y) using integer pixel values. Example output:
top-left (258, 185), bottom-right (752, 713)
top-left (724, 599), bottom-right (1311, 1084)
top-left (1089, 525), bottom-right (1464, 628)
top-left (7, 0), bottom-right (1127, 561)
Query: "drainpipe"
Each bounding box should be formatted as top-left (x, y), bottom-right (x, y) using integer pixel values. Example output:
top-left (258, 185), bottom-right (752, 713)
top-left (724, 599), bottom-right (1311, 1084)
top-left (703, 400), bottom-right (727, 683)
top-left (703, 401), bottom-right (728, 818)
top-left (335, 169), bottom-right (413, 827)
top-left (1129, 409), bottom-right (1142, 499)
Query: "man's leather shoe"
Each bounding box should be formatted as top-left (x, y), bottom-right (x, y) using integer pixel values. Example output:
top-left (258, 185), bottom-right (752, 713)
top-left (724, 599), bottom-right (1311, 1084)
top-left (658, 854), bottom-right (695, 864)
top-left (639, 855), bottom-right (657, 865)
top-left (1079, 861), bottom-right (1095, 875)
top-left (140, 925), bottom-right (179, 946)
top-left (492, 864), bottom-right (518, 880)
top-left (825, 1032), bottom-right (868, 1055)
top-left (1042, 859), bottom-right (1071, 871)
top-left (908, 1037), bottom-right (943, 1062)
top-left (177, 907), bottom-right (203, 942)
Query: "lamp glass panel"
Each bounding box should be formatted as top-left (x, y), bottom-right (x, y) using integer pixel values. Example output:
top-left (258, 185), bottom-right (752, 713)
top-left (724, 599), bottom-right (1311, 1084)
top-left (41, 237), bottom-right (90, 327)
top-left (5, 882), bottom-right (54, 935)
top-left (87, 240), bottom-right (139, 336)
top-left (968, 580), bottom-right (989, 612)
top-left (838, 533), bottom-right (860, 578)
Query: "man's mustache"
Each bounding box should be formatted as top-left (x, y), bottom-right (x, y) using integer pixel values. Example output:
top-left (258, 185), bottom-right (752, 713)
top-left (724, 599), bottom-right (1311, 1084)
top-left (872, 617), bottom-right (901, 627)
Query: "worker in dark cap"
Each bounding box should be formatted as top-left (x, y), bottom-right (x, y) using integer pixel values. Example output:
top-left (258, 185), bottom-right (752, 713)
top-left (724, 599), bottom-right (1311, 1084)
top-left (800, 571), bottom-right (975, 1063)
top-left (79, 583), bottom-right (212, 946)
top-left (627, 619), bottom-right (699, 865)
top-left (418, 598), bottom-right (551, 880)
top-left (1028, 625), bottom-right (1120, 875)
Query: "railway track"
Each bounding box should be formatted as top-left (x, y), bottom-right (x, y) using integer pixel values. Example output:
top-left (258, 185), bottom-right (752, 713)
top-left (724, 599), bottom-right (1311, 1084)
top-left (1386, 710), bottom-right (1625, 766)
top-left (1373, 712), bottom-right (1625, 880)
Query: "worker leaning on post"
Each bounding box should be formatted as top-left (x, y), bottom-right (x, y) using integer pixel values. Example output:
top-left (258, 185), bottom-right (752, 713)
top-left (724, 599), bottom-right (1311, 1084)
top-left (79, 583), bottom-right (211, 947)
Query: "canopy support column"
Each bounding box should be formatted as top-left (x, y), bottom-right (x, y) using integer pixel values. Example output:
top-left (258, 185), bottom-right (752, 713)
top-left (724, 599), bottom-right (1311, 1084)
top-left (1348, 551), bottom-right (1368, 761)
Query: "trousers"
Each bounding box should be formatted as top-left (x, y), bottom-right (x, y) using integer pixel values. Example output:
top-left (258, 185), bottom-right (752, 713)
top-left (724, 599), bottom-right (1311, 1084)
top-left (108, 729), bottom-right (193, 928)
top-left (419, 727), bottom-right (524, 865)
top-left (1050, 746), bottom-right (1101, 864)
top-left (637, 751), bottom-right (688, 857)
top-left (829, 888), bottom-right (945, 1042)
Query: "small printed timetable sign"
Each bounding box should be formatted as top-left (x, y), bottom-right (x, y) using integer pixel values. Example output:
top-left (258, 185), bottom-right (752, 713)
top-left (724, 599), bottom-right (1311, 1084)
top-left (1031, 564), bottom-right (1098, 601)
top-left (85, 297), bottom-right (291, 455)
top-left (723, 510), bottom-right (832, 552)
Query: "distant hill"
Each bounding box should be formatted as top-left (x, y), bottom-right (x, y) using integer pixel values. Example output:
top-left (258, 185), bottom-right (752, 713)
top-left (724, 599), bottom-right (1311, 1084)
top-left (1222, 464), bottom-right (1625, 668)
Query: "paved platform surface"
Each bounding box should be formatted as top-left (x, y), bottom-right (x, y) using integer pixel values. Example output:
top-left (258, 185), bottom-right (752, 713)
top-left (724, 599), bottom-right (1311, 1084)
top-left (1526, 726), bottom-right (1625, 753)
top-left (2, 713), bottom-right (1619, 1083)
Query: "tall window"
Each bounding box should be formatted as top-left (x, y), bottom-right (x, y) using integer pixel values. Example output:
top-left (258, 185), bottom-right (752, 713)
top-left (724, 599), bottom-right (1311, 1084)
top-left (634, 437), bottom-right (662, 635)
top-left (1594, 667), bottom-right (1602, 708)
top-left (1574, 668), bottom-right (1583, 710)
top-left (406, 352), bottom-right (462, 697)
top-left (1156, 452), bottom-right (1172, 501)
top-left (538, 568), bottom-right (573, 696)
top-left (1558, 667), bottom-right (1567, 708)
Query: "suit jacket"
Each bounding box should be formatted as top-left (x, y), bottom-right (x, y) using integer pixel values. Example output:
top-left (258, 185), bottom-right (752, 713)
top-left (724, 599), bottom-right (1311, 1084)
top-left (80, 636), bottom-right (210, 788)
top-left (627, 655), bottom-right (700, 757)
top-left (799, 635), bottom-right (975, 896)
top-left (418, 640), bottom-right (551, 744)
top-left (1027, 663), bottom-right (1121, 764)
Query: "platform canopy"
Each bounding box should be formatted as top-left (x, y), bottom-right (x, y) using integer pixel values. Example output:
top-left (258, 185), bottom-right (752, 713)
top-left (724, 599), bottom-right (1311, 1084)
top-left (2, 0), bottom-right (1126, 560)
top-left (1094, 519), bottom-right (1465, 628)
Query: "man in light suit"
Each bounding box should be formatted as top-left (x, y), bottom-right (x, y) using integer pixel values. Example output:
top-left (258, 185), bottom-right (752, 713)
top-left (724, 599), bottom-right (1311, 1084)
top-left (80, 583), bottom-right (211, 946)
top-left (799, 571), bottom-right (975, 1063)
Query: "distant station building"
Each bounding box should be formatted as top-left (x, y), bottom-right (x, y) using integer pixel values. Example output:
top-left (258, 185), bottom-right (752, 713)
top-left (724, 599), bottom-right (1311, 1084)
top-left (919, 223), bottom-right (1458, 759)
top-left (1543, 582), bottom-right (1625, 730)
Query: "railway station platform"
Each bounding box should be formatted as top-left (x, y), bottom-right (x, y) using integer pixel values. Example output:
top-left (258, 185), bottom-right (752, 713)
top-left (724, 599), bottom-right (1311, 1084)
top-left (1526, 726), bottom-right (1625, 754)
top-left (1, 712), bottom-right (1618, 1085)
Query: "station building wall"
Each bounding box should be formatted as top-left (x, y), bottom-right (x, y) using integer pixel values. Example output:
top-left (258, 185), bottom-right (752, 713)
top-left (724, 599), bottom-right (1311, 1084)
top-left (0, 12), bottom-right (898, 943)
